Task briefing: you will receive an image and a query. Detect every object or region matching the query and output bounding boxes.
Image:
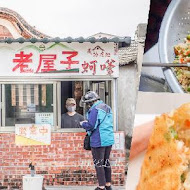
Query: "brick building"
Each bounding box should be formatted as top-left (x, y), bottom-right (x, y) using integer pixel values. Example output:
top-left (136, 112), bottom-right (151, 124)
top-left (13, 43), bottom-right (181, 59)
top-left (0, 7), bottom-right (128, 189)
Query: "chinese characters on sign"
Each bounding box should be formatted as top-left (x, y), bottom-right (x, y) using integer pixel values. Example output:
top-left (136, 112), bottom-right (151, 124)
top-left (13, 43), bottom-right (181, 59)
top-left (0, 42), bottom-right (119, 77)
top-left (12, 51), bottom-right (80, 73)
top-left (13, 51), bottom-right (33, 73)
top-left (35, 113), bottom-right (54, 126)
top-left (12, 50), bottom-right (116, 76)
top-left (87, 46), bottom-right (111, 57)
top-left (36, 54), bottom-right (57, 73)
top-left (60, 51), bottom-right (79, 70)
top-left (15, 124), bottom-right (51, 145)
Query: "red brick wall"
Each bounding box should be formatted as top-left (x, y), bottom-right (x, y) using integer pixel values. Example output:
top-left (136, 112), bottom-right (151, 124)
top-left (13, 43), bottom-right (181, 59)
top-left (0, 132), bottom-right (126, 189)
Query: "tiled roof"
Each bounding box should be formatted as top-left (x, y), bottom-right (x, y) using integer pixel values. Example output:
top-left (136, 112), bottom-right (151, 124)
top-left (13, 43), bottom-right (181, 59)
top-left (119, 40), bottom-right (138, 66)
top-left (0, 7), bottom-right (49, 38)
top-left (0, 36), bottom-right (131, 44)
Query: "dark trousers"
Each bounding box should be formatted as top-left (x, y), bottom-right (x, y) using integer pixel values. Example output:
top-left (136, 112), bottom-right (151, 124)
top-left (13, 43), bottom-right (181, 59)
top-left (91, 146), bottom-right (112, 186)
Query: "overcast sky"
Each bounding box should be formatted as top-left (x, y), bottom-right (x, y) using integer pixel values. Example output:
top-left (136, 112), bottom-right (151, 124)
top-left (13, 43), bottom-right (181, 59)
top-left (0, 0), bottom-right (150, 38)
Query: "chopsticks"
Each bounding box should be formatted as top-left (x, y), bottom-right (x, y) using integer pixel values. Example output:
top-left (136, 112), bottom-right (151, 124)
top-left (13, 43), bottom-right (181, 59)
top-left (142, 62), bottom-right (190, 67)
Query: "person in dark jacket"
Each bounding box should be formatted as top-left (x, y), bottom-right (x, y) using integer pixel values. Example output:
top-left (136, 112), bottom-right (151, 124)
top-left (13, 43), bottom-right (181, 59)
top-left (61, 98), bottom-right (84, 128)
top-left (80, 91), bottom-right (114, 190)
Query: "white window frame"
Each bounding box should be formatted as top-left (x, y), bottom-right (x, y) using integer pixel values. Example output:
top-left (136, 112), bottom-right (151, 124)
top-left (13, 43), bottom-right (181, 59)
top-left (0, 78), bottom-right (118, 132)
top-left (56, 79), bottom-right (118, 132)
top-left (0, 81), bottom-right (56, 132)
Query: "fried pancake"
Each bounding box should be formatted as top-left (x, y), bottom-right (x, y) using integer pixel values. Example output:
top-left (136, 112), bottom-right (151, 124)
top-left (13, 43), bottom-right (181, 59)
top-left (137, 103), bottom-right (190, 190)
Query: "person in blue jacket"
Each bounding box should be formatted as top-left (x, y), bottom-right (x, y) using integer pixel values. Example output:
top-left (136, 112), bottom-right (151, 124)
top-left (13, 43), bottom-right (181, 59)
top-left (80, 91), bottom-right (114, 190)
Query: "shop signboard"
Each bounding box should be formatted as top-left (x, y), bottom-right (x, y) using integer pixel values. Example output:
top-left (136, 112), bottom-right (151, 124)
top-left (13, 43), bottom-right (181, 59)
top-left (15, 124), bottom-right (51, 145)
top-left (35, 113), bottom-right (53, 126)
top-left (0, 42), bottom-right (119, 77)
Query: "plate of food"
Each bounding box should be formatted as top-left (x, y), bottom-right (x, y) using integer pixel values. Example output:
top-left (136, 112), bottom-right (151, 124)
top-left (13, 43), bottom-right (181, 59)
top-left (126, 103), bottom-right (190, 190)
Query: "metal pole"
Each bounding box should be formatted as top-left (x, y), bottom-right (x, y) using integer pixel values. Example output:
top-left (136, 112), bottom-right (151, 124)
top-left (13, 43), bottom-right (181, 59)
top-left (142, 62), bottom-right (190, 67)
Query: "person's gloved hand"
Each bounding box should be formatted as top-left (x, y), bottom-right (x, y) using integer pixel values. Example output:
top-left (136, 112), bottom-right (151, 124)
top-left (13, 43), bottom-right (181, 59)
top-left (80, 120), bottom-right (87, 126)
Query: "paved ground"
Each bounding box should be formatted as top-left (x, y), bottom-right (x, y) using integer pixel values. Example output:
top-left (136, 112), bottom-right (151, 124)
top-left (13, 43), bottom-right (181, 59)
top-left (44, 175), bottom-right (127, 190)
top-left (4, 186), bottom-right (125, 190)
top-left (45, 186), bottom-right (125, 190)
